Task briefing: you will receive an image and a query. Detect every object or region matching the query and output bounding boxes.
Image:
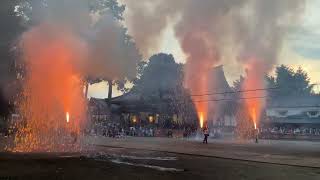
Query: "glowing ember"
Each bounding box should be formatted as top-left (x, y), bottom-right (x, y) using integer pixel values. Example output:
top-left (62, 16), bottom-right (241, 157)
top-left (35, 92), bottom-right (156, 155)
top-left (242, 58), bottom-right (265, 135)
top-left (250, 108), bottom-right (257, 129)
top-left (185, 51), bottom-right (211, 131)
top-left (132, 116), bottom-right (137, 123)
top-left (148, 116), bottom-right (154, 123)
top-left (66, 112), bottom-right (70, 123)
top-left (11, 24), bottom-right (87, 152)
top-left (199, 112), bottom-right (204, 128)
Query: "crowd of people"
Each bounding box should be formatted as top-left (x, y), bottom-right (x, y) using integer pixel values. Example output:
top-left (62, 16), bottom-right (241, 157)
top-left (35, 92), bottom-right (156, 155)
top-left (88, 123), bottom-right (158, 138)
top-left (128, 126), bottom-right (155, 137)
top-left (87, 121), bottom-right (320, 142)
top-left (260, 127), bottom-right (320, 137)
top-left (88, 122), bottom-right (203, 138)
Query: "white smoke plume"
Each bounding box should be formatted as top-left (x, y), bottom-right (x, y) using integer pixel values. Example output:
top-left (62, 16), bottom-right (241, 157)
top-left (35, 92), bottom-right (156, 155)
top-left (24, 0), bottom-right (140, 81)
top-left (122, 0), bottom-right (305, 71)
top-left (121, 0), bottom-right (305, 124)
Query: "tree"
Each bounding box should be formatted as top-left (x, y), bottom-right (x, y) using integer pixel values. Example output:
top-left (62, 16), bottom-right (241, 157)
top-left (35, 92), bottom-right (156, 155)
top-left (267, 65), bottom-right (314, 97)
top-left (89, 0), bottom-right (125, 21)
top-left (232, 75), bottom-right (245, 92)
top-left (16, 0), bottom-right (141, 105)
top-left (84, 0), bottom-right (139, 105)
top-left (132, 53), bottom-right (197, 125)
top-left (16, 0), bottom-right (125, 23)
top-left (0, 0), bottom-right (25, 118)
top-left (81, 0), bottom-right (131, 103)
top-left (132, 53), bottom-right (182, 96)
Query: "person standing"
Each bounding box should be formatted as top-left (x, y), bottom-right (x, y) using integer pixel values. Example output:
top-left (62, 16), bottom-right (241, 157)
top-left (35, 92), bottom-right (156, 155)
top-left (254, 128), bottom-right (259, 143)
top-left (203, 127), bottom-right (209, 144)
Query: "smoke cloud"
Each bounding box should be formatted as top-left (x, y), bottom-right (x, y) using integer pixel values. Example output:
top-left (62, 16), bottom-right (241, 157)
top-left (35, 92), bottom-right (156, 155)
top-left (24, 0), bottom-right (140, 82)
top-left (13, 0), bottom-right (141, 151)
top-left (123, 0), bottom-right (305, 72)
top-left (122, 0), bottom-right (181, 56)
top-left (122, 0), bottom-right (305, 123)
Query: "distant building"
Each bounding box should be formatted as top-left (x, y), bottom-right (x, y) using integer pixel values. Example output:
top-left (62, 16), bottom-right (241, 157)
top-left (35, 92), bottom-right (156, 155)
top-left (265, 96), bottom-right (320, 126)
top-left (207, 65), bottom-right (237, 128)
top-left (88, 65), bottom-right (237, 128)
top-left (111, 91), bottom-right (197, 127)
top-left (89, 98), bottom-right (120, 123)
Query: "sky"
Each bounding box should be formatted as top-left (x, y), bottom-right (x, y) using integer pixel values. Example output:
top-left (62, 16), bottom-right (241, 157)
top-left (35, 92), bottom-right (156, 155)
top-left (281, 0), bottom-right (320, 85)
top-left (88, 0), bottom-right (320, 98)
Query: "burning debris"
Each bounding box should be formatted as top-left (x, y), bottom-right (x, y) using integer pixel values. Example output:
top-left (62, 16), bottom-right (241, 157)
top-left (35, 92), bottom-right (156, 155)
top-left (11, 0), bottom-right (140, 152)
top-left (66, 112), bottom-right (70, 123)
top-left (12, 24), bottom-right (87, 152)
top-left (199, 112), bottom-right (204, 129)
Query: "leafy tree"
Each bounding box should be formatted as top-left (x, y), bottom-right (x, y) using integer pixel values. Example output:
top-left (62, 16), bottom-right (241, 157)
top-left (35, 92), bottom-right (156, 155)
top-left (16, 0), bottom-right (141, 105)
top-left (233, 65), bottom-right (314, 98)
top-left (89, 0), bottom-right (125, 21)
top-left (85, 0), bottom-right (139, 105)
top-left (267, 65), bottom-right (314, 97)
top-left (132, 53), bottom-right (182, 96)
top-left (132, 53), bottom-right (197, 125)
top-left (232, 75), bottom-right (245, 92)
top-left (16, 0), bottom-right (125, 23)
top-left (0, 0), bottom-right (25, 118)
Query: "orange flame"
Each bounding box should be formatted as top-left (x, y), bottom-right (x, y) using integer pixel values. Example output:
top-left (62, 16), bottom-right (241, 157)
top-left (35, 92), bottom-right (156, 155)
top-left (12, 24), bottom-right (87, 152)
top-left (66, 112), bottom-right (70, 123)
top-left (250, 108), bottom-right (257, 129)
top-left (185, 52), bottom-right (211, 130)
top-left (199, 112), bottom-right (204, 128)
top-left (243, 58), bottom-right (266, 132)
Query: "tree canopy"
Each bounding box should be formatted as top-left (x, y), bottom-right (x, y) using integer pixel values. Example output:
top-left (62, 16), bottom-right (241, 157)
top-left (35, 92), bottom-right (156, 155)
top-left (232, 65), bottom-right (315, 98)
top-left (15, 0), bottom-right (141, 100)
top-left (267, 65), bottom-right (314, 97)
top-left (132, 53), bottom-right (183, 97)
top-left (131, 53), bottom-right (197, 124)
top-left (15, 0), bottom-right (125, 24)
top-left (0, 0), bottom-right (25, 118)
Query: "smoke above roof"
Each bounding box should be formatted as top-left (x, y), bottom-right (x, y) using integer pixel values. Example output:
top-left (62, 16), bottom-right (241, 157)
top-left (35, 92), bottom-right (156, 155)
top-left (122, 0), bottom-right (305, 124)
top-left (123, 0), bottom-right (305, 71)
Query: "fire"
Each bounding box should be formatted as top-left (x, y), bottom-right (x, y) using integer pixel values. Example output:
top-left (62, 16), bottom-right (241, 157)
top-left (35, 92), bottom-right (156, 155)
top-left (184, 45), bottom-right (211, 130)
top-left (66, 112), bottom-right (70, 123)
top-left (199, 112), bottom-right (204, 128)
top-left (195, 101), bottom-right (207, 129)
top-left (12, 24), bottom-right (87, 152)
top-left (250, 108), bottom-right (257, 129)
top-left (132, 116), bottom-right (137, 123)
top-left (242, 58), bottom-right (266, 133)
top-left (148, 116), bottom-right (154, 123)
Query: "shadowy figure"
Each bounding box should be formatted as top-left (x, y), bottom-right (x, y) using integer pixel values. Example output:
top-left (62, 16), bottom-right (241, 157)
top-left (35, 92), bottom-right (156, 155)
top-left (168, 129), bottom-right (173, 138)
top-left (203, 127), bottom-right (209, 144)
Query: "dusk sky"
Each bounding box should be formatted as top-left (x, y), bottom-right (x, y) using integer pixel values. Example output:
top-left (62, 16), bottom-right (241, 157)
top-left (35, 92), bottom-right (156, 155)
top-left (88, 0), bottom-right (320, 98)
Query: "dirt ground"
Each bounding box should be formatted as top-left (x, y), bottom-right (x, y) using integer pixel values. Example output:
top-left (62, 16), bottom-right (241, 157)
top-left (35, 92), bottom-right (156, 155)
top-left (89, 136), bottom-right (320, 167)
top-left (0, 148), bottom-right (319, 180)
top-left (1, 137), bottom-right (320, 180)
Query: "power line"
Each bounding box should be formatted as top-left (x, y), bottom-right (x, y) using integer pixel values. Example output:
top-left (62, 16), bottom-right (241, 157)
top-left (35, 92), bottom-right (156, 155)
top-left (268, 105), bottom-right (320, 109)
top-left (192, 96), bottom-right (269, 103)
top-left (117, 96), bottom-right (270, 106)
top-left (111, 95), bottom-right (320, 111)
top-left (190, 87), bottom-right (278, 97)
top-left (190, 83), bottom-right (320, 97)
top-left (110, 85), bottom-right (320, 106)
